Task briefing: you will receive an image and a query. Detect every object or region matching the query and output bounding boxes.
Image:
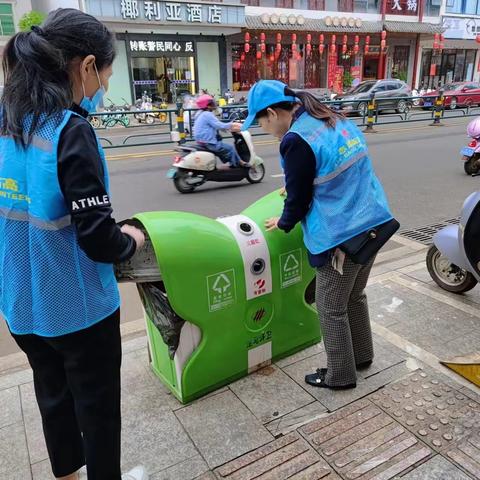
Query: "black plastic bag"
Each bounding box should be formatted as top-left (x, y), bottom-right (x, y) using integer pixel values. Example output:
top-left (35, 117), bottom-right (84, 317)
top-left (137, 282), bottom-right (185, 359)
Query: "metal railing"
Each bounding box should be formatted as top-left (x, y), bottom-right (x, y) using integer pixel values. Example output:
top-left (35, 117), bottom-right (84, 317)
top-left (92, 91), bottom-right (480, 150)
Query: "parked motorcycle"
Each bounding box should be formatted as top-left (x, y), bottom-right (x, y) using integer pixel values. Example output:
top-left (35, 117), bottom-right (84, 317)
top-left (426, 190), bottom-right (480, 293)
top-left (167, 131), bottom-right (265, 193)
top-left (461, 117), bottom-right (480, 176)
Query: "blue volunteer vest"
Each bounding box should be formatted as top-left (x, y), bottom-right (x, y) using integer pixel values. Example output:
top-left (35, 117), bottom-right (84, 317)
top-left (286, 112), bottom-right (392, 255)
top-left (0, 110), bottom-right (120, 336)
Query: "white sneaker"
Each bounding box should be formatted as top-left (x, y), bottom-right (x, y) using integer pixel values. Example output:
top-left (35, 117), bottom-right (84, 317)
top-left (122, 465), bottom-right (149, 480)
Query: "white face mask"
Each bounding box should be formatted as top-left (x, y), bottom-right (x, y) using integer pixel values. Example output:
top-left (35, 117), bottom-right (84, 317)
top-left (80, 63), bottom-right (105, 113)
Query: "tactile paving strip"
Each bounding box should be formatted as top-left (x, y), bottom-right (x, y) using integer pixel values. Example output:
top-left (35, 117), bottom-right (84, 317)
top-left (299, 399), bottom-right (431, 480)
top-left (446, 431), bottom-right (480, 479)
top-left (214, 432), bottom-right (341, 480)
top-left (370, 370), bottom-right (480, 454)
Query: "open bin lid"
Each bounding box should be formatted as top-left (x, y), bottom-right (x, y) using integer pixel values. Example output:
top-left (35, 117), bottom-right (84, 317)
top-left (115, 219), bottom-right (162, 283)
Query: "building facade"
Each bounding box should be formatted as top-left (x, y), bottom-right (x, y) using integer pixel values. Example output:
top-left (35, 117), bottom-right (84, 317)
top-left (228, 0), bottom-right (445, 94)
top-left (29, 0), bottom-right (475, 99)
top-left (32, 0), bottom-right (245, 104)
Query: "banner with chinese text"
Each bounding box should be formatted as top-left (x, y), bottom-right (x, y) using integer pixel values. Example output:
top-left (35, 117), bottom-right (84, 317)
top-left (84, 0), bottom-right (245, 26)
top-left (386, 0), bottom-right (418, 15)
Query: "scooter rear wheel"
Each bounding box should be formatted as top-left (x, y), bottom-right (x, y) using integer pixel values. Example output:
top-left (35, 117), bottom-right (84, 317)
top-left (463, 156), bottom-right (480, 175)
top-left (426, 245), bottom-right (477, 293)
top-left (173, 172), bottom-right (196, 193)
top-left (246, 164), bottom-right (265, 184)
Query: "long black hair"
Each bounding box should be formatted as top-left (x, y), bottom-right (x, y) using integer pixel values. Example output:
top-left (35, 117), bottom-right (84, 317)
top-left (256, 87), bottom-right (343, 129)
top-left (1, 8), bottom-right (115, 148)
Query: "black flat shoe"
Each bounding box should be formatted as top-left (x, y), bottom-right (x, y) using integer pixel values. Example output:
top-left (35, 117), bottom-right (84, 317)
top-left (305, 369), bottom-right (356, 390)
top-left (356, 360), bottom-right (373, 370)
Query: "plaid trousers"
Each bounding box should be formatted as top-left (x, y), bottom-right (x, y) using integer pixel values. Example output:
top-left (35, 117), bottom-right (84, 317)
top-left (315, 254), bottom-right (375, 387)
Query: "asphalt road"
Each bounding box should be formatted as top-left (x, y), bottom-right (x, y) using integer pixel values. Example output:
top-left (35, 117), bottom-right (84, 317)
top-left (105, 117), bottom-right (477, 230)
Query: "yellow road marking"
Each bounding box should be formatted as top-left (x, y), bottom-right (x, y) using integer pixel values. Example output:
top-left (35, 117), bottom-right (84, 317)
top-left (105, 121), bottom-right (467, 161)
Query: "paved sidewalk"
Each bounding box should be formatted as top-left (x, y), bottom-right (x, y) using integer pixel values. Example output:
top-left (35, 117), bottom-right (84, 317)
top-left (0, 236), bottom-right (479, 480)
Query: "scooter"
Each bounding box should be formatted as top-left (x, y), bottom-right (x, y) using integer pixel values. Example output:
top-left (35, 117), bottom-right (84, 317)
top-left (167, 131), bottom-right (265, 193)
top-left (134, 92), bottom-right (156, 125)
top-left (426, 191), bottom-right (480, 293)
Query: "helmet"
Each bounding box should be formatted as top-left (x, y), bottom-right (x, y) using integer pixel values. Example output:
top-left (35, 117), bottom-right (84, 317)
top-left (467, 117), bottom-right (480, 139)
top-left (196, 94), bottom-right (215, 110)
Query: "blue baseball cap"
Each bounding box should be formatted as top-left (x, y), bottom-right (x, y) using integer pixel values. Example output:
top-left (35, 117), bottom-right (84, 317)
top-left (242, 80), bottom-right (297, 131)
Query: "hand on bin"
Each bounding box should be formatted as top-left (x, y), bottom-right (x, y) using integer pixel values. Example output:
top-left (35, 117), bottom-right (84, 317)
top-left (265, 217), bottom-right (280, 232)
top-left (121, 224), bottom-right (146, 250)
top-left (230, 122), bottom-right (242, 133)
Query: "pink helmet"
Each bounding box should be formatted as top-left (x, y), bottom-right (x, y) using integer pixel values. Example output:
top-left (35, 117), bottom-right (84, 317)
top-left (467, 117), bottom-right (480, 139)
top-left (196, 94), bottom-right (215, 110)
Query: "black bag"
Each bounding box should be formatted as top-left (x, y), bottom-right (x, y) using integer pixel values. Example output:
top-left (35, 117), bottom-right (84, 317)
top-left (339, 218), bottom-right (400, 265)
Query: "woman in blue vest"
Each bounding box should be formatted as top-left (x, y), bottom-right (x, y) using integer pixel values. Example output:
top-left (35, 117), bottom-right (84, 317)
top-left (243, 80), bottom-right (396, 390)
top-left (0, 9), bottom-right (148, 480)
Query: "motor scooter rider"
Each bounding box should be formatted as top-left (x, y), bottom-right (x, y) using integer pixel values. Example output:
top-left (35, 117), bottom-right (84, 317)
top-left (193, 94), bottom-right (248, 167)
top-left (467, 117), bottom-right (480, 172)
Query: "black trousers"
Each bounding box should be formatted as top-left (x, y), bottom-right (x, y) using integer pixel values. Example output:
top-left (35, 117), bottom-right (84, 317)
top-left (11, 310), bottom-right (122, 479)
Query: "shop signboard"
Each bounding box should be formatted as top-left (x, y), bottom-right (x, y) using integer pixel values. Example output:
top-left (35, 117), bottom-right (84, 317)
top-left (128, 39), bottom-right (195, 56)
top-left (84, 0), bottom-right (245, 26)
top-left (443, 16), bottom-right (480, 40)
top-left (386, 0), bottom-right (418, 15)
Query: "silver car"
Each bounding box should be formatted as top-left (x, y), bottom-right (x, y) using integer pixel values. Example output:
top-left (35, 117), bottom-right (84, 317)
top-left (331, 79), bottom-right (412, 116)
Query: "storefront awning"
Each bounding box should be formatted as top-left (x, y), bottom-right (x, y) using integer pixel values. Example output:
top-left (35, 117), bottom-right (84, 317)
top-left (245, 15), bottom-right (383, 33)
top-left (384, 21), bottom-right (445, 34)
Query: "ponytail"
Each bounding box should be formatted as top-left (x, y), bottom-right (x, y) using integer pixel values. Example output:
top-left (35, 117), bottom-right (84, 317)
top-left (1, 8), bottom-right (115, 148)
top-left (293, 90), bottom-right (343, 128)
top-left (255, 87), bottom-right (343, 129)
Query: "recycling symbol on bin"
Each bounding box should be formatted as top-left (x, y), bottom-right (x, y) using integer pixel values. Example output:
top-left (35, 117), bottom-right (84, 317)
top-left (284, 254), bottom-right (300, 272)
top-left (212, 273), bottom-right (231, 294)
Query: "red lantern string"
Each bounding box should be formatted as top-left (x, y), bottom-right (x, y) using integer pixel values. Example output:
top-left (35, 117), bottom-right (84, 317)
top-left (260, 43), bottom-right (266, 53)
top-left (381, 30), bottom-right (387, 40)
top-left (245, 32), bottom-right (250, 43)
top-left (244, 43), bottom-right (250, 53)
top-left (276, 33), bottom-right (282, 43)
top-left (256, 50), bottom-right (262, 60)
top-left (306, 43), bottom-right (312, 56)
top-left (292, 33), bottom-right (297, 42)
top-left (331, 44), bottom-right (336, 55)
top-left (354, 35), bottom-right (359, 44)
top-left (354, 44), bottom-right (359, 55)
top-left (307, 33), bottom-right (312, 44)
top-left (276, 43), bottom-right (281, 53)
top-left (240, 53), bottom-right (245, 61)
top-left (319, 44), bottom-right (324, 55)
top-left (260, 32), bottom-right (266, 42)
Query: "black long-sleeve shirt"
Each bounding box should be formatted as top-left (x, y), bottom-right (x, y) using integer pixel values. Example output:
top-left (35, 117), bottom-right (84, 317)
top-left (57, 104), bottom-right (136, 264)
top-left (277, 109), bottom-right (332, 267)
